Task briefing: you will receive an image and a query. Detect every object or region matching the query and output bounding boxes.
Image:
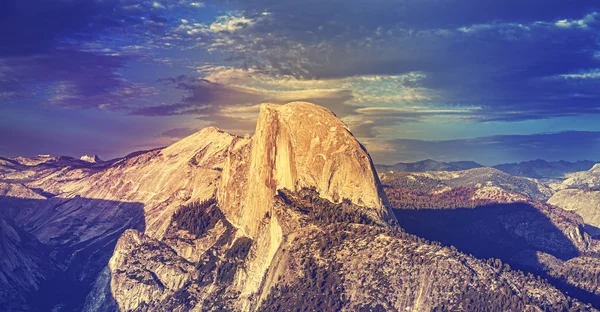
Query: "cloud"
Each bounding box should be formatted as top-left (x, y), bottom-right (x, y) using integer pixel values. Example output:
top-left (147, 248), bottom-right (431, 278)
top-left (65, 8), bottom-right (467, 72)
top-left (0, 0), bottom-right (189, 56)
top-left (555, 12), bottom-right (599, 29)
top-left (369, 131), bottom-right (600, 165)
top-left (3, 0), bottom-right (600, 163)
top-left (0, 48), bottom-right (155, 109)
top-left (130, 75), bottom-right (359, 133)
top-left (189, 2), bottom-right (205, 8)
top-left (5, 0), bottom-right (598, 123)
top-left (209, 14), bottom-right (259, 33)
top-left (130, 76), bottom-right (266, 116)
top-left (152, 1), bottom-right (166, 9)
top-left (187, 1), bottom-right (600, 122)
top-left (555, 69), bottom-right (600, 80)
top-left (130, 69), bottom-right (481, 139)
top-left (224, 0), bottom-right (598, 30)
top-left (344, 106), bottom-right (479, 138)
top-left (0, 0), bottom-right (179, 109)
top-left (133, 66), bottom-right (500, 138)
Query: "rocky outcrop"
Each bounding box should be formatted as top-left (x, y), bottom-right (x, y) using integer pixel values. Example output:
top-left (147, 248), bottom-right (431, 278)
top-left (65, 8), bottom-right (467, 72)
top-left (214, 102), bottom-right (395, 299)
top-left (108, 230), bottom-right (198, 311)
top-left (549, 189), bottom-right (600, 236)
top-left (255, 189), bottom-right (592, 311)
top-left (553, 164), bottom-right (600, 190)
top-left (219, 102), bottom-right (393, 237)
top-left (60, 127), bottom-right (244, 238)
top-left (80, 155), bottom-right (103, 163)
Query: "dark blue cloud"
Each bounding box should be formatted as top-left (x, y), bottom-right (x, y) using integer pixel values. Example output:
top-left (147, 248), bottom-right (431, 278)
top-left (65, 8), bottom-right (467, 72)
top-left (0, 48), bottom-right (151, 109)
top-left (0, 0), bottom-right (109, 56)
top-left (200, 1), bottom-right (600, 122)
top-left (129, 76), bottom-right (266, 116)
top-left (225, 0), bottom-right (599, 31)
top-left (3, 0), bottom-right (598, 121)
top-left (0, 0), bottom-right (174, 108)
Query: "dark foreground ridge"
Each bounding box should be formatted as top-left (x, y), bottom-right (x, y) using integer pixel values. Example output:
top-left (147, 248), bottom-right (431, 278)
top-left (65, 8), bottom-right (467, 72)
top-left (0, 196), bottom-right (145, 312)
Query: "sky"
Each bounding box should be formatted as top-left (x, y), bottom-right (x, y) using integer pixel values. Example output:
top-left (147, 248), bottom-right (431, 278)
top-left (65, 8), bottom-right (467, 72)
top-left (1, 0), bottom-right (600, 165)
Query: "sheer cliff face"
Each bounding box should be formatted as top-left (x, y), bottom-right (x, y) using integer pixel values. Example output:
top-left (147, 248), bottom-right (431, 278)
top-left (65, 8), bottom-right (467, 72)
top-left (213, 102), bottom-right (395, 301)
top-left (220, 102), bottom-right (392, 238)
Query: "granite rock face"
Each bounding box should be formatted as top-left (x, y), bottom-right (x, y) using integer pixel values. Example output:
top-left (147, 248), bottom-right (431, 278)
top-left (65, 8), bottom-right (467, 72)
top-left (219, 102), bottom-right (393, 236)
top-left (549, 189), bottom-right (600, 237)
top-left (83, 101), bottom-right (395, 311)
top-left (555, 164), bottom-right (600, 190)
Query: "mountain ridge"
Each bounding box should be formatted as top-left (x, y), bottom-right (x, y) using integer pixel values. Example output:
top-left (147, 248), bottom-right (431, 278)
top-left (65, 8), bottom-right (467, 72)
top-left (376, 159), bottom-right (483, 173)
top-left (77, 101), bottom-right (396, 310)
top-left (0, 102), bottom-right (598, 311)
top-left (375, 158), bottom-right (599, 179)
top-left (493, 159), bottom-right (598, 179)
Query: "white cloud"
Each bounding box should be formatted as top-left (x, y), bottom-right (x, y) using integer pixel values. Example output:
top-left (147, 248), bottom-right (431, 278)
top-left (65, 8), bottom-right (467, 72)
top-left (272, 89), bottom-right (351, 102)
top-left (555, 12), bottom-right (598, 29)
top-left (557, 69), bottom-right (600, 79)
top-left (189, 2), bottom-right (205, 8)
top-left (209, 14), bottom-right (258, 33)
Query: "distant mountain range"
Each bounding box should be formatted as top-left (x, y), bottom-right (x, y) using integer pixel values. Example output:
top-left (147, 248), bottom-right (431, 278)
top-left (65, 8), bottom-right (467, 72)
top-left (377, 159), bottom-right (598, 179)
top-left (375, 159), bottom-right (483, 173)
top-left (492, 159), bottom-right (598, 179)
top-left (379, 167), bottom-right (554, 201)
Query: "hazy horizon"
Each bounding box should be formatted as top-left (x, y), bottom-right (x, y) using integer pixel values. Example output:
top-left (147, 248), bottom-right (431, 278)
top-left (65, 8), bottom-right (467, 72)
top-left (2, 128), bottom-right (599, 167)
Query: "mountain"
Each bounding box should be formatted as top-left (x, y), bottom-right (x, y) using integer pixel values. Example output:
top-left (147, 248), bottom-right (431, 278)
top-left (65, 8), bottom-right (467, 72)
top-left (493, 159), bottom-right (598, 179)
top-left (549, 189), bottom-right (600, 237)
top-left (85, 102), bottom-right (395, 311)
top-left (93, 189), bottom-right (590, 311)
top-left (380, 167), bottom-right (554, 201)
top-left (376, 159), bottom-right (483, 173)
top-left (380, 169), bottom-right (600, 306)
top-left (0, 154), bottom-right (109, 196)
top-left (0, 102), bottom-right (597, 311)
top-left (449, 160), bottom-right (485, 170)
top-left (550, 164), bottom-right (600, 190)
